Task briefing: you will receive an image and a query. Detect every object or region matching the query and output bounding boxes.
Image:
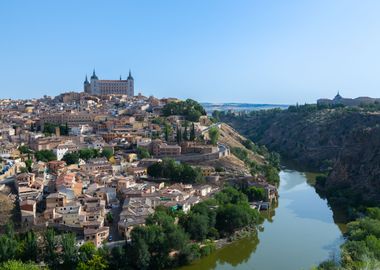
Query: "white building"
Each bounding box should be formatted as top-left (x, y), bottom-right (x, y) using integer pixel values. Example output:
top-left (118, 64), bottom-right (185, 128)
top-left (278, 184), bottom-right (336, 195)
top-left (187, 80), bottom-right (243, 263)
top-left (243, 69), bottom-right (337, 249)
top-left (54, 141), bottom-right (78, 161)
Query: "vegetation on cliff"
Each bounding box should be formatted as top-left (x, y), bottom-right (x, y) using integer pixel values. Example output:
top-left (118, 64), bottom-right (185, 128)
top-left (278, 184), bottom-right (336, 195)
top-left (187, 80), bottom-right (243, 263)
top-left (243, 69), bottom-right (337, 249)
top-left (219, 105), bottom-right (380, 207)
top-left (315, 208), bottom-right (380, 270)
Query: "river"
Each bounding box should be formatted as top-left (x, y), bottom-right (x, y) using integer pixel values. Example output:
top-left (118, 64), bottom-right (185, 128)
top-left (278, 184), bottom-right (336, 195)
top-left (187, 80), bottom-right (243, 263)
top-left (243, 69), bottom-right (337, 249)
top-left (180, 169), bottom-right (345, 270)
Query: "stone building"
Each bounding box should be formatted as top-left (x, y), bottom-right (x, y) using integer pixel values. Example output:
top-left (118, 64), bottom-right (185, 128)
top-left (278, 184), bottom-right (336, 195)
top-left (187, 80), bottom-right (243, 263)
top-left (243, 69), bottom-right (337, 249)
top-left (84, 70), bottom-right (134, 96)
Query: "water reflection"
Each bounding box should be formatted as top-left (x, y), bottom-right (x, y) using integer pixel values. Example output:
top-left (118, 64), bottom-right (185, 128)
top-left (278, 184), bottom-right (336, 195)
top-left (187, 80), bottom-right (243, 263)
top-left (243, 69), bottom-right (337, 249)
top-left (179, 170), bottom-right (345, 270)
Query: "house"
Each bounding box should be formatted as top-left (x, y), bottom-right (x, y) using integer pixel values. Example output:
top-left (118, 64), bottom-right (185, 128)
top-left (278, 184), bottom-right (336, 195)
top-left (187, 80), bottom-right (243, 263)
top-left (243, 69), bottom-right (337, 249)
top-left (84, 227), bottom-right (110, 247)
top-left (46, 192), bottom-right (67, 209)
top-left (196, 185), bottom-right (212, 197)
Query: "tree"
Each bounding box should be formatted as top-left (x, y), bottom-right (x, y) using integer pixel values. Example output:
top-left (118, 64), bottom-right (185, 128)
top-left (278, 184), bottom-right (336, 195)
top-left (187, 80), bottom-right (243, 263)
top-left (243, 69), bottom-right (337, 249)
top-left (61, 233), bottom-right (78, 269)
top-left (183, 126), bottom-right (189, 141)
top-left (24, 159), bottom-right (33, 172)
top-left (108, 246), bottom-right (125, 270)
top-left (18, 145), bottom-right (31, 154)
top-left (78, 242), bottom-right (96, 263)
top-left (62, 152), bottom-right (80, 165)
top-left (176, 126), bottom-right (182, 144)
top-left (208, 126), bottom-right (219, 146)
top-left (44, 229), bottom-right (58, 267)
top-left (216, 204), bottom-right (259, 235)
top-left (264, 165), bottom-right (280, 185)
top-left (137, 147), bottom-right (150, 159)
top-left (130, 238), bottom-right (150, 270)
top-left (79, 148), bottom-right (98, 160)
top-left (0, 223), bottom-right (18, 263)
top-left (181, 213), bottom-right (209, 241)
top-left (215, 186), bottom-right (249, 205)
top-left (35, 150), bottom-right (56, 162)
top-left (163, 123), bottom-right (172, 142)
top-left (190, 123), bottom-right (196, 141)
top-left (147, 159), bottom-right (204, 184)
top-left (246, 187), bottom-right (266, 202)
top-left (0, 235), bottom-right (18, 263)
top-left (101, 148), bottom-right (113, 160)
top-left (22, 231), bottom-right (38, 262)
top-left (162, 99), bottom-right (206, 122)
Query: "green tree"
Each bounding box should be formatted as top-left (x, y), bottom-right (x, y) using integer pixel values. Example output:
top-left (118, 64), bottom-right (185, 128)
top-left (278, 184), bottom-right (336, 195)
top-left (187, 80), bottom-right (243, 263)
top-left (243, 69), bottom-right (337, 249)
top-left (189, 123), bottom-right (196, 141)
top-left (130, 238), bottom-right (150, 270)
top-left (216, 204), bottom-right (259, 235)
top-left (180, 213), bottom-right (209, 241)
top-left (162, 99), bottom-right (206, 122)
top-left (61, 233), bottom-right (78, 269)
top-left (79, 148), bottom-right (98, 160)
top-left (78, 242), bottom-right (96, 263)
top-left (246, 187), bottom-right (266, 201)
top-left (24, 159), bottom-right (33, 172)
top-left (0, 235), bottom-right (18, 263)
top-left (44, 229), bottom-right (58, 267)
top-left (35, 150), bottom-right (56, 162)
top-left (22, 231), bottom-right (38, 262)
top-left (215, 187), bottom-right (249, 205)
top-left (62, 152), bottom-right (80, 165)
top-left (208, 126), bottom-right (219, 146)
top-left (108, 246), bottom-right (125, 270)
top-left (101, 148), bottom-right (113, 160)
top-left (137, 147), bottom-right (150, 159)
top-left (264, 165), bottom-right (280, 185)
top-left (18, 145), bottom-right (32, 154)
top-left (163, 123), bottom-right (172, 142)
top-left (0, 223), bottom-right (18, 263)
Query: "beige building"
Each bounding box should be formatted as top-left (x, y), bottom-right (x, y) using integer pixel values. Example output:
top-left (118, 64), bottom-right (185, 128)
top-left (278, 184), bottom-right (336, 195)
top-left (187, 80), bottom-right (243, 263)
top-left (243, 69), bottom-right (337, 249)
top-left (84, 70), bottom-right (134, 96)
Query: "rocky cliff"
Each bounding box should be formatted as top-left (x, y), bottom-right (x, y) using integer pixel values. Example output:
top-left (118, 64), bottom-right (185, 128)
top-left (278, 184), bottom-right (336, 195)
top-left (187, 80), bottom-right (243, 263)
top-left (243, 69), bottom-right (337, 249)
top-left (220, 107), bottom-right (380, 205)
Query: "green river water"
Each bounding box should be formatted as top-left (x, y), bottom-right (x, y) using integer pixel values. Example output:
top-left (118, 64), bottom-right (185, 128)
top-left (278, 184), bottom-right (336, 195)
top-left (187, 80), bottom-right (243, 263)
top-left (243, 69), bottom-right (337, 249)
top-left (180, 169), bottom-right (346, 270)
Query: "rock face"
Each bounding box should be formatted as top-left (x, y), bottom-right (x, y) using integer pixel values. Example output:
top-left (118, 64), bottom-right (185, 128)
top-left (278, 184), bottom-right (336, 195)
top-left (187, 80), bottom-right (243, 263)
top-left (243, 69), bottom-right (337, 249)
top-left (221, 109), bottom-right (380, 205)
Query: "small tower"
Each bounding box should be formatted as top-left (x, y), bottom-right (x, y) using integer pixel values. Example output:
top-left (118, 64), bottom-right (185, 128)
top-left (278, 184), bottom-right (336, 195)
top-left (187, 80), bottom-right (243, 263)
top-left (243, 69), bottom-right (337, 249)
top-left (83, 75), bottom-right (91, 93)
top-left (91, 69), bottom-right (98, 80)
top-left (127, 69), bottom-right (134, 96)
top-left (90, 69), bottom-right (99, 95)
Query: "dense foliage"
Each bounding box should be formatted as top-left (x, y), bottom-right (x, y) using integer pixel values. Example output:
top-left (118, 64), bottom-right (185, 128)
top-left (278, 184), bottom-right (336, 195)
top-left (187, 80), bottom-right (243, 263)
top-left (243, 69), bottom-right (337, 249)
top-left (315, 208), bottom-right (380, 270)
top-left (137, 147), bottom-right (151, 159)
top-left (162, 99), bottom-right (206, 122)
top-left (147, 158), bottom-right (204, 184)
top-left (35, 150), bottom-right (56, 162)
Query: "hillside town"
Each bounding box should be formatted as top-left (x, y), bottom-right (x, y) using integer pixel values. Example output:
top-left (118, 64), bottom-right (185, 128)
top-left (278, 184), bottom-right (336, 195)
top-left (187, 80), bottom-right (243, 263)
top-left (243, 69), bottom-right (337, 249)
top-left (0, 75), bottom-right (278, 251)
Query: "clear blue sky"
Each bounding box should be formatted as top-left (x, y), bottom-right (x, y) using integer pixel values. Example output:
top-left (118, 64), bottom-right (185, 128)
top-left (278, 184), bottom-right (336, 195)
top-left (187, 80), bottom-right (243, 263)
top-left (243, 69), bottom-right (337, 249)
top-left (1, 1), bottom-right (380, 104)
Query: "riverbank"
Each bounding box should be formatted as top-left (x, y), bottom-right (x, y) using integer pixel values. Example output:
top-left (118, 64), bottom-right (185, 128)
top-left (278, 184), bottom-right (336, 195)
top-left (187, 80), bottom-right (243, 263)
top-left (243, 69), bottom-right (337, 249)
top-left (179, 170), bottom-right (345, 270)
